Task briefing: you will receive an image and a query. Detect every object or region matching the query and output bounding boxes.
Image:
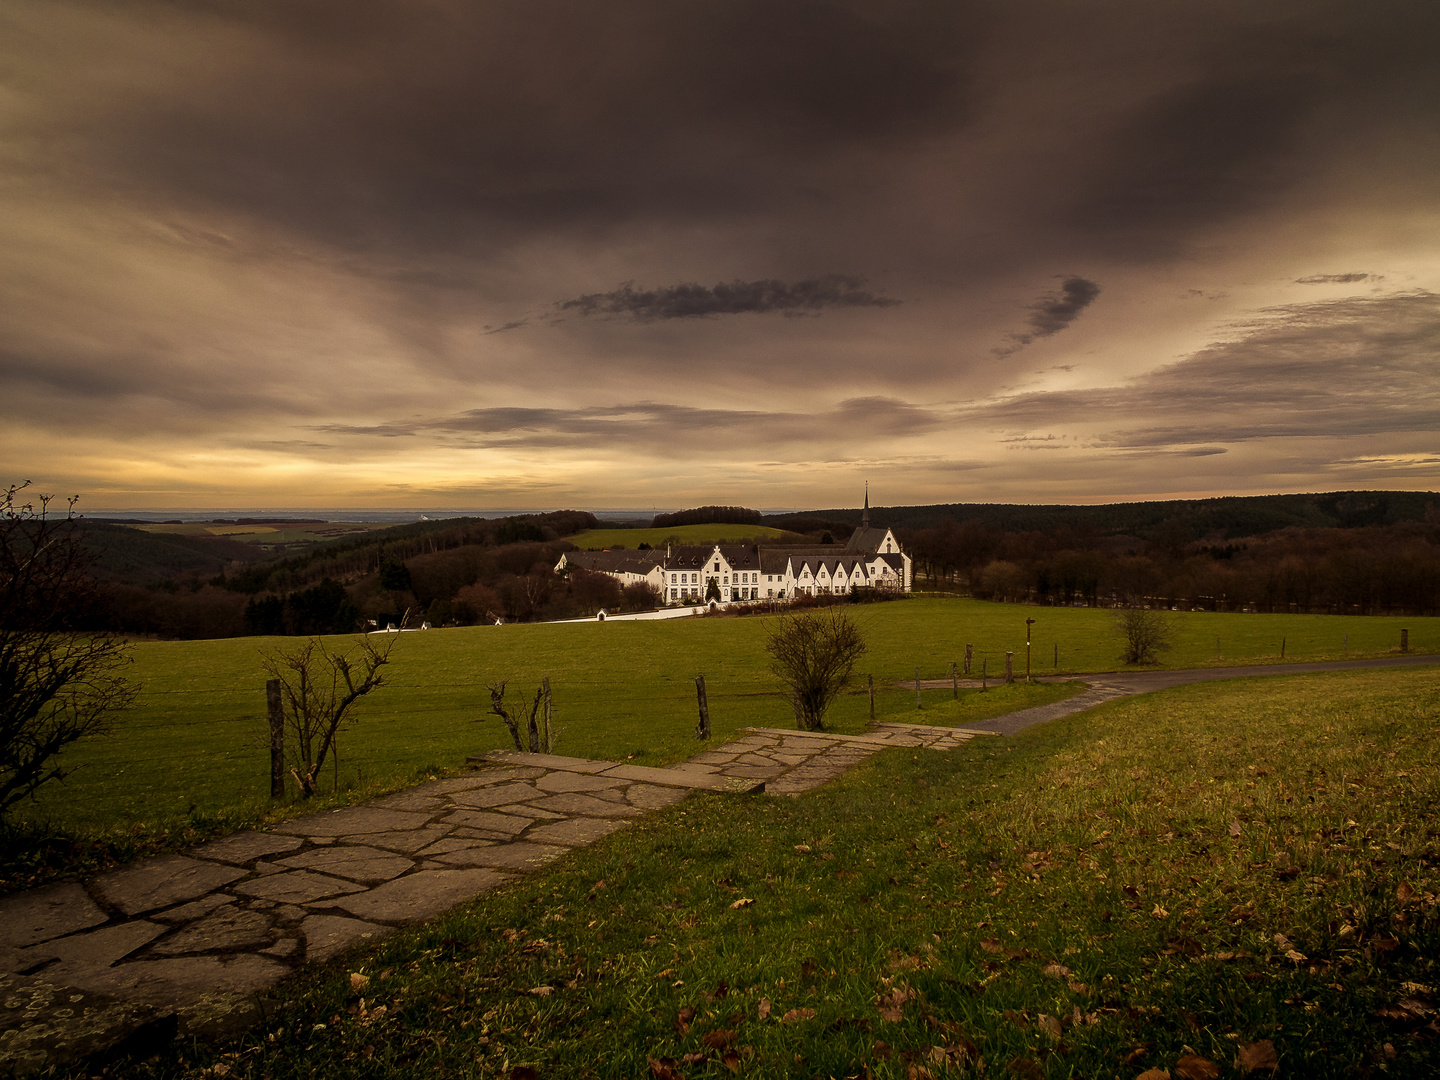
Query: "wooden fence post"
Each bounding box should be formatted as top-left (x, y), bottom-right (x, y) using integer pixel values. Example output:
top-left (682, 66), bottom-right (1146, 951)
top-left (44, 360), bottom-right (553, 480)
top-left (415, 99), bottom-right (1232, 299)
top-left (1401, 628), bottom-right (1409, 653)
top-left (981, 659), bottom-right (987, 691)
top-left (266, 678), bottom-right (285, 800)
top-left (1054, 643), bottom-right (1058, 668)
top-left (542, 676), bottom-right (553, 752)
top-left (915, 667), bottom-right (922, 709)
top-left (1280, 636), bottom-right (1286, 659)
top-left (951, 661), bottom-right (958, 699)
top-left (1004, 652), bottom-right (1014, 684)
top-left (868, 673), bottom-right (875, 721)
top-left (964, 644), bottom-right (973, 675)
top-left (694, 674), bottom-right (711, 740)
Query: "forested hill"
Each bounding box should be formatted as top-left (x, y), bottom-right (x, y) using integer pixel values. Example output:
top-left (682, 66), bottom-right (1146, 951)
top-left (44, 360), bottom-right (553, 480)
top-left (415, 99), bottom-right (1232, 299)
top-left (764, 490), bottom-right (1439, 540)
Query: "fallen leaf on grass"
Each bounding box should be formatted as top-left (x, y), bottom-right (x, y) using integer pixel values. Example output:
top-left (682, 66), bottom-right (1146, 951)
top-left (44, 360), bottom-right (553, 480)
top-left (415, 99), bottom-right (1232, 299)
top-left (794, 844), bottom-right (812, 853)
top-left (1151, 904), bottom-right (1169, 919)
top-left (1229, 819), bottom-right (1242, 839)
top-left (1235, 1039), bottom-right (1279, 1074)
top-left (757, 998), bottom-right (771, 1020)
top-left (648, 1058), bottom-right (682, 1080)
top-left (979, 938), bottom-right (1002, 953)
top-left (527, 986), bottom-right (553, 996)
top-left (721, 1051), bottom-right (740, 1073)
top-left (1068, 980), bottom-right (1089, 994)
top-left (1036, 1014), bottom-right (1062, 1039)
top-left (1007, 1057), bottom-right (1043, 1079)
top-left (1284, 949), bottom-right (1307, 963)
top-left (702, 1029), bottom-right (735, 1050)
top-left (1397, 880), bottom-right (1416, 903)
top-left (1135, 1071), bottom-right (1170, 1080)
top-left (782, 1008), bottom-right (816, 1023)
top-left (673, 1006), bottom-right (695, 1034)
top-left (1174, 1055), bottom-right (1219, 1080)
top-left (729, 898), bottom-right (754, 909)
top-left (509, 1068), bottom-right (538, 1080)
top-left (1041, 963), bottom-right (1072, 979)
top-left (703, 981), bottom-right (729, 1001)
top-left (349, 972), bottom-right (369, 991)
top-left (873, 1039), bottom-right (893, 1059)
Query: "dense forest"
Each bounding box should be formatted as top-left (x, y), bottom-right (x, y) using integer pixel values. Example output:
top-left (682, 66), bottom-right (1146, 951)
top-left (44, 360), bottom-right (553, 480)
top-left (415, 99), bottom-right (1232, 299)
top-left (63, 490), bottom-right (1440, 639)
top-left (900, 513), bottom-right (1440, 615)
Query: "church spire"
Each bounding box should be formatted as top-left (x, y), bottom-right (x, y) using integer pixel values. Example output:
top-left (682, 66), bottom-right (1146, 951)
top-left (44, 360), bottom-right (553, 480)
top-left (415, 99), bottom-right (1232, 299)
top-left (862, 482), bottom-right (870, 529)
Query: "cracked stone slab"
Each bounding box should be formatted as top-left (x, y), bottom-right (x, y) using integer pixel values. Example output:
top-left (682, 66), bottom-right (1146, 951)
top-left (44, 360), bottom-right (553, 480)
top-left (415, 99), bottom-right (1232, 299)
top-left (719, 766), bottom-right (784, 780)
top-left (330, 868), bottom-right (510, 924)
top-left (0, 882), bottom-right (108, 949)
top-left (0, 971), bottom-right (176, 1077)
top-left (273, 805), bottom-right (434, 838)
top-left (188, 832), bottom-right (302, 866)
top-left (448, 782), bottom-right (543, 809)
top-left (534, 771), bottom-right (630, 793)
top-left (667, 762), bottom-right (720, 774)
top-left (152, 894), bottom-right (235, 923)
top-left (431, 766), bottom-right (546, 791)
top-left (348, 824), bottom-right (455, 854)
top-left (152, 907), bottom-right (274, 957)
top-left (67, 954), bottom-right (286, 1023)
top-left (443, 808), bottom-right (532, 835)
top-left (490, 803), bottom-right (566, 820)
top-left (625, 784), bottom-right (689, 810)
top-left (300, 914), bottom-right (391, 964)
top-left (234, 871), bottom-right (367, 905)
top-left (92, 856), bottom-right (246, 917)
top-left (473, 751), bottom-right (612, 774)
top-left (416, 836), bottom-right (495, 856)
top-left (31, 921), bottom-right (166, 987)
top-left (432, 842), bottom-right (566, 870)
top-left (276, 845), bottom-right (415, 884)
top-left (597, 763), bottom-right (764, 792)
top-left (525, 817), bottom-right (632, 847)
top-left (528, 792), bottom-right (644, 818)
top-left (365, 790), bottom-right (450, 812)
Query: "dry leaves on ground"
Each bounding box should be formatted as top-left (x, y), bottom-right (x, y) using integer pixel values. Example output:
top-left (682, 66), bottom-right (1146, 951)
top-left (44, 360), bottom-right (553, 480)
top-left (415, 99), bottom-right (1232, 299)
top-left (729, 898), bottom-right (754, 909)
top-left (757, 997), bottom-right (771, 1020)
top-left (1174, 1054), bottom-right (1220, 1080)
top-left (1235, 1039), bottom-right (1279, 1074)
top-left (781, 1007), bottom-right (816, 1023)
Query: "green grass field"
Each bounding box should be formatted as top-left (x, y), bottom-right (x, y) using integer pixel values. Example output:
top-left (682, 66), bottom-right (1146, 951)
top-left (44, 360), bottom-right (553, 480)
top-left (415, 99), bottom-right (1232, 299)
top-left (116, 665), bottom-right (1440, 1079)
top-left (6, 600), bottom-right (1433, 889)
top-left (21, 600), bottom-right (1434, 827)
top-left (569, 524), bottom-right (792, 550)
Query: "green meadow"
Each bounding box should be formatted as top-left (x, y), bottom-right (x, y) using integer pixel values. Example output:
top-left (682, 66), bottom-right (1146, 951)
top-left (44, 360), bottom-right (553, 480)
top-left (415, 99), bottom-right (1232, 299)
top-left (120, 666), bottom-right (1440, 1079)
top-left (7, 599), bottom-right (1433, 882)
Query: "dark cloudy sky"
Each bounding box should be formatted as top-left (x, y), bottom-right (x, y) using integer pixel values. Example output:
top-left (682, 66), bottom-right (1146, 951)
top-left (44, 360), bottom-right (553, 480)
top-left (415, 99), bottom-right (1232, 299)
top-left (4, 1), bottom-right (1438, 510)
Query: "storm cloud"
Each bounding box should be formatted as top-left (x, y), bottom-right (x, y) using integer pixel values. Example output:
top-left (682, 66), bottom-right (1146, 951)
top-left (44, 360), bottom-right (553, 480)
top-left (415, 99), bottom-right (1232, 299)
top-left (3, 1), bottom-right (1439, 508)
top-left (555, 276), bottom-right (900, 321)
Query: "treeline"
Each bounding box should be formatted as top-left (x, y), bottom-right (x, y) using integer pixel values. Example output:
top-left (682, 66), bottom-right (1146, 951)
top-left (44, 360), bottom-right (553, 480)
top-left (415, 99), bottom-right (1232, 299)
top-left (86, 510), bottom-right (617, 638)
top-left (651, 505), bottom-right (762, 528)
top-left (904, 519), bottom-right (1440, 615)
top-left (770, 490), bottom-right (1440, 539)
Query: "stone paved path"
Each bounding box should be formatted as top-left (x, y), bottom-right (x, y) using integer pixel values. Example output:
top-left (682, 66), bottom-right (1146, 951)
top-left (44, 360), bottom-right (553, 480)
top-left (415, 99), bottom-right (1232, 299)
top-left (0, 721), bottom-right (990, 1073)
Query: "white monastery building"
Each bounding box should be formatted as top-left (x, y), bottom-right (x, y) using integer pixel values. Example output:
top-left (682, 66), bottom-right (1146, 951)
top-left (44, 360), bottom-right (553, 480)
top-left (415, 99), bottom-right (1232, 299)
top-left (554, 492), bottom-right (912, 606)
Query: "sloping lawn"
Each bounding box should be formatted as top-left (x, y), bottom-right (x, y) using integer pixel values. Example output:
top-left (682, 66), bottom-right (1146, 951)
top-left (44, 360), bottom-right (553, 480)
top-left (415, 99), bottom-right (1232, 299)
top-left (119, 665), bottom-right (1440, 1079)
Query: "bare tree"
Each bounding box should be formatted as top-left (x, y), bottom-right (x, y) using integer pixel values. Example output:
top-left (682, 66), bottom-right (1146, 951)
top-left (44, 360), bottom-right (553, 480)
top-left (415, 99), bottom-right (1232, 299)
top-left (263, 636), bottom-right (392, 797)
top-left (765, 609), bottom-right (867, 731)
top-left (487, 679), bottom-right (555, 752)
top-left (1116, 604), bottom-right (1175, 665)
top-left (1, 483), bottom-right (136, 823)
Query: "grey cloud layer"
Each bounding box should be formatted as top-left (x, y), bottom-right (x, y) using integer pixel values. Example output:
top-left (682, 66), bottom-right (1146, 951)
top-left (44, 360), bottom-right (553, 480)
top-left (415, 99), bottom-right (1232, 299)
top-left (320, 291), bottom-right (1440, 458)
top-left (554, 276), bottom-right (900, 321)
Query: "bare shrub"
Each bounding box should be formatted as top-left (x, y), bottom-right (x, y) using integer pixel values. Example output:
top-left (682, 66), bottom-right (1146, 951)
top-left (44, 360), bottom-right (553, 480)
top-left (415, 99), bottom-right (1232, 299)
top-left (1116, 605), bottom-right (1175, 665)
top-left (765, 609), bottom-right (867, 731)
top-left (263, 636), bottom-right (392, 796)
top-left (1, 483), bottom-right (136, 823)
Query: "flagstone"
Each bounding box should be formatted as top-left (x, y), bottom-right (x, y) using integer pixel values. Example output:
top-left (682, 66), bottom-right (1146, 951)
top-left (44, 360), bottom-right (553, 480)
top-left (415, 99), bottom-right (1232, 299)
top-left (189, 832), bottom-right (302, 866)
top-left (273, 806), bottom-right (432, 838)
top-left (449, 782), bottom-right (543, 808)
top-left (528, 792), bottom-right (645, 817)
top-left (276, 845), bottom-right (414, 884)
top-left (330, 868), bottom-right (510, 924)
top-left (234, 871), bottom-right (366, 905)
top-left (526, 817), bottom-right (632, 847)
top-left (0, 882), bottom-right (108, 949)
top-left (443, 808), bottom-right (533, 834)
top-left (300, 915), bottom-right (391, 963)
top-left (432, 842), bottom-right (566, 870)
top-left (152, 907), bottom-right (275, 956)
top-left (93, 856), bottom-right (245, 916)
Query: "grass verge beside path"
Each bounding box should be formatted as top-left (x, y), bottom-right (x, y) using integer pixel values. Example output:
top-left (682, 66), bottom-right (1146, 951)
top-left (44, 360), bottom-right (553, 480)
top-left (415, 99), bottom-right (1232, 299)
top-left (116, 665), bottom-right (1440, 1079)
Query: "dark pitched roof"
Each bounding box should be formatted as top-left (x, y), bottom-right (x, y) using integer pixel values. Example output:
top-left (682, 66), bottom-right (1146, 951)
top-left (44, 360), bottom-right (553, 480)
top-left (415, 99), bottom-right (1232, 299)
top-left (844, 525), bottom-right (892, 553)
top-left (565, 550), bottom-right (664, 574)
